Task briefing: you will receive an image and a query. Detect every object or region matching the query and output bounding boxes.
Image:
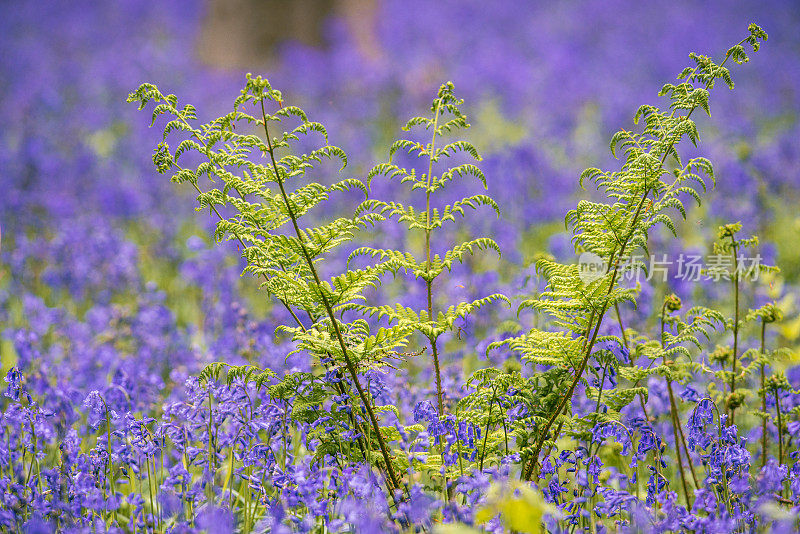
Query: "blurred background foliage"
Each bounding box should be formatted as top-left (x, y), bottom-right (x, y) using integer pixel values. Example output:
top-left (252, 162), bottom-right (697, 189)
top-left (1, 0), bottom-right (799, 381)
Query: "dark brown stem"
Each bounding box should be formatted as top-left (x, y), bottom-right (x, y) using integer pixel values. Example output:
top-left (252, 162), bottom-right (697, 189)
top-left (675, 411), bottom-right (700, 488)
top-left (667, 381), bottom-right (692, 509)
top-left (661, 302), bottom-right (693, 508)
top-left (259, 100), bottom-right (402, 495)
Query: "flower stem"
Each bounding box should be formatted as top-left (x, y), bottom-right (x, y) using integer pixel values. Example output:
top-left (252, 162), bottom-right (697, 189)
top-left (760, 320), bottom-right (768, 468)
top-left (729, 238), bottom-right (741, 425)
top-left (775, 385), bottom-right (784, 467)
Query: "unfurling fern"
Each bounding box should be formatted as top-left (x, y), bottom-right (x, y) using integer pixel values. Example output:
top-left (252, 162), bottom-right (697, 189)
top-left (350, 82), bottom-right (509, 418)
top-left (128, 75), bottom-right (409, 496)
top-left (344, 82), bottom-right (509, 497)
top-left (488, 24), bottom-right (767, 481)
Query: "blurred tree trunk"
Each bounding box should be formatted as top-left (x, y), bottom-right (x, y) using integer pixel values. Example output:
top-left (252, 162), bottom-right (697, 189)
top-left (198, 0), bottom-right (379, 68)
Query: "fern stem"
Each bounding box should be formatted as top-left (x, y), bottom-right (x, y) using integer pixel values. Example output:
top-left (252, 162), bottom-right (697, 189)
top-left (423, 98), bottom-right (452, 502)
top-left (526, 138), bottom-right (668, 480)
top-left (524, 251), bottom-right (623, 480)
top-left (259, 101), bottom-right (403, 496)
top-left (425, 98), bottom-right (445, 417)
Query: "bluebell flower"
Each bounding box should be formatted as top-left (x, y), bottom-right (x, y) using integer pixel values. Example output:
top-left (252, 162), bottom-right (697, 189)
top-left (592, 422), bottom-right (632, 455)
top-left (413, 400), bottom-right (438, 424)
top-left (3, 367), bottom-right (29, 402)
top-left (757, 459), bottom-right (787, 495)
top-left (679, 385), bottom-right (701, 403)
top-left (197, 506), bottom-right (234, 534)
